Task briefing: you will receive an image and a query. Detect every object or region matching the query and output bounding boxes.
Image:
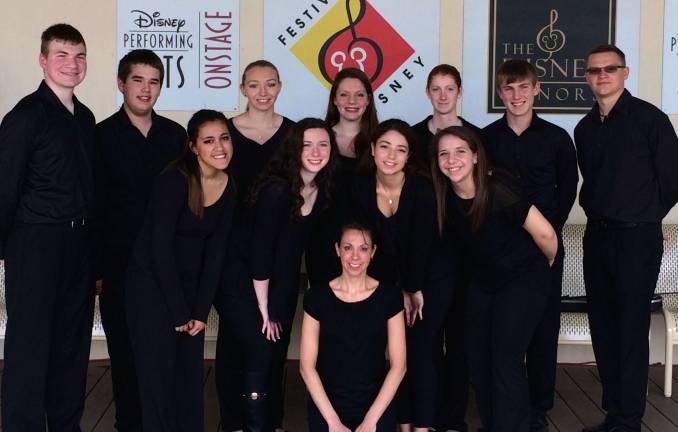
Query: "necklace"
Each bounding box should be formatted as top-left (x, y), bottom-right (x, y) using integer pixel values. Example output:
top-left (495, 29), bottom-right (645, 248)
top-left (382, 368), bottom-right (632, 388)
top-left (376, 176), bottom-right (404, 208)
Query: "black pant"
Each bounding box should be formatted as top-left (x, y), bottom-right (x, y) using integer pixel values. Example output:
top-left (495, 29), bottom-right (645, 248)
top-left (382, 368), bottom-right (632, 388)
top-left (396, 275), bottom-right (456, 428)
top-left (1, 223), bottom-right (95, 432)
top-left (308, 401), bottom-right (395, 432)
top-left (465, 268), bottom-right (548, 432)
top-left (215, 294), bottom-right (277, 432)
top-left (100, 275), bottom-right (142, 432)
top-left (437, 279), bottom-right (469, 432)
top-left (584, 223), bottom-right (663, 431)
top-left (125, 267), bottom-right (205, 432)
top-left (526, 237), bottom-right (565, 424)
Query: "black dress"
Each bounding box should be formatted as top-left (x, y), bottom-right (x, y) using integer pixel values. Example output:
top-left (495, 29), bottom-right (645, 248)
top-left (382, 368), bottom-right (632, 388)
top-left (216, 178), bottom-right (326, 431)
top-left (125, 167), bottom-right (236, 432)
top-left (445, 172), bottom-right (549, 432)
top-left (303, 282), bottom-right (403, 431)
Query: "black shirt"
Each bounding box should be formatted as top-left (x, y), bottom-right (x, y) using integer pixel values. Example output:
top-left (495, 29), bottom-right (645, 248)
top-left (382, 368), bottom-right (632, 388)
top-left (303, 282), bottom-right (402, 418)
top-left (575, 89), bottom-right (678, 223)
top-left (227, 116), bottom-right (295, 204)
top-left (411, 115), bottom-right (482, 170)
top-left (94, 107), bottom-right (186, 278)
top-left (446, 172), bottom-right (547, 293)
top-left (129, 167), bottom-right (236, 326)
top-left (350, 174), bottom-right (437, 293)
top-left (483, 113), bottom-right (578, 229)
top-left (0, 81), bottom-right (95, 257)
top-left (224, 178), bottom-right (325, 326)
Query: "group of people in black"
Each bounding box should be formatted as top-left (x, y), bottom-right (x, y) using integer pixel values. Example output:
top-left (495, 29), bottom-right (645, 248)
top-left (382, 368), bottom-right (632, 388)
top-left (1, 22), bottom-right (678, 432)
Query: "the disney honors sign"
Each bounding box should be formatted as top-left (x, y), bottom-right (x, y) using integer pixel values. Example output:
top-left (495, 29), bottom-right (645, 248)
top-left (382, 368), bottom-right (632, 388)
top-left (488, 0), bottom-right (616, 114)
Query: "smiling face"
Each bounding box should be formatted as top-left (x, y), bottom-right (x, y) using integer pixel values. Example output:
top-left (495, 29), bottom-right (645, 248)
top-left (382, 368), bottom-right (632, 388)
top-left (191, 120), bottom-right (232, 173)
top-left (585, 51), bottom-right (628, 101)
top-left (427, 73), bottom-right (461, 116)
top-left (240, 66), bottom-right (281, 112)
top-left (300, 127), bottom-right (331, 178)
top-left (437, 134), bottom-right (477, 188)
top-left (497, 78), bottom-right (539, 120)
top-left (118, 63), bottom-right (161, 117)
top-left (336, 228), bottom-right (376, 276)
top-left (333, 77), bottom-right (370, 122)
top-left (39, 39), bottom-right (87, 92)
top-left (371, 129), bottom-right (409, 176)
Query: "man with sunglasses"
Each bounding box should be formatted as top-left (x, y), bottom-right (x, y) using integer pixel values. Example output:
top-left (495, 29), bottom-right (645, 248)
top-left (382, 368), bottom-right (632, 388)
top-left (575, 44), bottom-right (678, 432)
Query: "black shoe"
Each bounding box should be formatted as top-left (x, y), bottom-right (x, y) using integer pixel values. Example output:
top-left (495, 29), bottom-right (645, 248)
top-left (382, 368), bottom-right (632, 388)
top-left (530, 412), bottom-right (549, 432)
top-left (581, 422), bottom-right (611, 432)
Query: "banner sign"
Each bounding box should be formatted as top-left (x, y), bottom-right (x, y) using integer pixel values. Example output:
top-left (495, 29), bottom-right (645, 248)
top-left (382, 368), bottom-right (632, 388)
top-left (663, 1), bottom-right (678, 114)
top-left (264, 0), bottom-right (439, 123)
top-left (488, 0), bottom-right (616, 113)
top-left (117, 0), bottom-right (240, 111)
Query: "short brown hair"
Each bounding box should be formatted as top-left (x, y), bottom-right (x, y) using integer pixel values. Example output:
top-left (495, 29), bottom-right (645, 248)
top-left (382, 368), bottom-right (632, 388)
top-left (118, 49), bottom-right (164, 85)
top-left (496, 59), bottom-right (537, 89)
top-left (586, 44), bottom-right (626, 66)
top-left (426, 64), bottom-right (462, 89)
top-left (41, 23), bottom-right (85, 56)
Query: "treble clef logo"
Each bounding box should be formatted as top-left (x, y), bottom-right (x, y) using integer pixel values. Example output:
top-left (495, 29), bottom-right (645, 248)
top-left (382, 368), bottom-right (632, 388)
top-left (318, 0), bottom-right (384, 84)
top-left (536, 9), bottom-right (566, 60)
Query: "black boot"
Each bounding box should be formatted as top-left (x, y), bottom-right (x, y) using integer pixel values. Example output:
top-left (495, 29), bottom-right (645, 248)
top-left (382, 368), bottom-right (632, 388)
top-left (243, 372), bottom-right (271, 432)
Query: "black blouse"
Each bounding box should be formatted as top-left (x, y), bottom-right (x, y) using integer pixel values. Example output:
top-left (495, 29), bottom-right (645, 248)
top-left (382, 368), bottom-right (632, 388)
top-left (130, 167), bottom-right (236, 325)
top-left (304, 282), bottom-right (402, 416)
top-left (350, 174), bottom-right (437, 293)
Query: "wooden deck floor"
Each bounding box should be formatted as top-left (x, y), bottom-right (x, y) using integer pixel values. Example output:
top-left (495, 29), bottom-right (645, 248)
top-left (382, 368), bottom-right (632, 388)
top-left (2, 363), bottom-right (678, 431)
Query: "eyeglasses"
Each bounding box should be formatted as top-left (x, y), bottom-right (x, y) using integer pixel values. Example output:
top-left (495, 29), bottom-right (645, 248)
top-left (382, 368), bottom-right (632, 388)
top-left (585, 65), bottom-right (626, 75)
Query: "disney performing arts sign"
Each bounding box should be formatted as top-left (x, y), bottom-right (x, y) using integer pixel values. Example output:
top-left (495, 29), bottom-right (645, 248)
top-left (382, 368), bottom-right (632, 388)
top-left (488, 0), bottom-right (616, 114)
top-left (117, 0), bottom-right (240, 111)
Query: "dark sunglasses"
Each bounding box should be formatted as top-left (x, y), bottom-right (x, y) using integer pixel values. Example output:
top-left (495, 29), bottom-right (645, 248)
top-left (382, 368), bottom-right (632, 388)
top-left (585, 65), bottom-right (626, 75)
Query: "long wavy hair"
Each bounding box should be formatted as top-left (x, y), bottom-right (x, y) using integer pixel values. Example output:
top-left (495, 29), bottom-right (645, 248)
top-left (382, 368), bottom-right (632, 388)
top-left (249, 118), bottom-right (339, 220)
top-left (173, 109), bottom-right (228, 219)
top-left (324, 68), bottom-right (378, 159)
top-left (430, 126), bottom-right (492, 233)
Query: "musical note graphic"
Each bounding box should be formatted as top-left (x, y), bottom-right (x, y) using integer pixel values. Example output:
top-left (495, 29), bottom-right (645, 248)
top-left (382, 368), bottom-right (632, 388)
top-left (318, 0), bottom-right (384, 84)
top-left (536, 9), bottom-right (566, 60)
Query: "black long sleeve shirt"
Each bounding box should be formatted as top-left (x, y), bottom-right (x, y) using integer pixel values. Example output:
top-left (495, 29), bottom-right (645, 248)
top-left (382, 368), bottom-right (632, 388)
top-left (0, 80), bottom-right (95, 258)
top-left (129, 167), bottom-right (236, 325)
top-left (574, 89), bottom-right (678, 222)
top-left (227, 116), bottom-right (295, 205)
top-left (94, 107), bottom-right (186, 278)
top-left (483, 113), bottom-right (578, 229)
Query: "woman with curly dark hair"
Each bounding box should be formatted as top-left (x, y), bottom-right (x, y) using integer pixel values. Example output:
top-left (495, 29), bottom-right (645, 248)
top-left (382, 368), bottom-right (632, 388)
top-left (215, 118), bottom-right (338, 431)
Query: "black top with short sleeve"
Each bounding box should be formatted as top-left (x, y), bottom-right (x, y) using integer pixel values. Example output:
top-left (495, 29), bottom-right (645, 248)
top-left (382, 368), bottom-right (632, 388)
top-left (446, 171), bottom-right (547, 292)
top-left (303, 282), bottom-right (402, 417)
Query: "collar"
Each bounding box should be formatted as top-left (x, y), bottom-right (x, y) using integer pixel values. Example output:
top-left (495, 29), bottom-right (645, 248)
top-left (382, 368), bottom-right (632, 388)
top-left (36, 80), bottom-right (82, 116)
top-left (588, 88), bottom-right (633, 122)
top-left (499, 110), bottom-right (544, 134)
top-left (115, 105), bottom-right (158, 135)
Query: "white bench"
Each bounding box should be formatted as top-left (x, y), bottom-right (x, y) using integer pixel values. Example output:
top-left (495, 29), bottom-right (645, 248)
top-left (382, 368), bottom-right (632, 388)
top-left (560, 224), bottom-right (678, 397)
top-left (0, 261), bottom-right (220, 359)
